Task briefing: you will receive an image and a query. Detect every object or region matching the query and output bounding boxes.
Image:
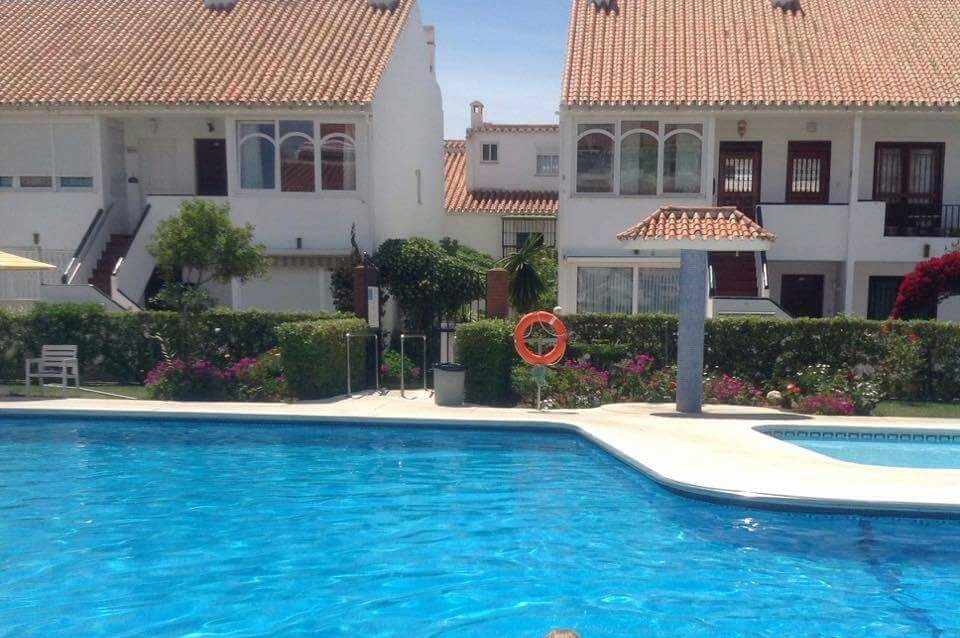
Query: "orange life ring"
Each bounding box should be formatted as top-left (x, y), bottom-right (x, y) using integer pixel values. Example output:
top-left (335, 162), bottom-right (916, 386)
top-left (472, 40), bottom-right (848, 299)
top-left (514, 311), bottom-right (568, 366)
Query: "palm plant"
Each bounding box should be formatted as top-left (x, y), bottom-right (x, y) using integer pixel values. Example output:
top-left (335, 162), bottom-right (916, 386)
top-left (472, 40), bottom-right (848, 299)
top-left (499, 234), bottom-right (547, 314)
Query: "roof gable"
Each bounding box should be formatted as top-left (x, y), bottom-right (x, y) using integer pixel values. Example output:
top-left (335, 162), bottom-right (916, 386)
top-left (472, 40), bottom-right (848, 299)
top-left (444, 140), bottom-right (558, 217)
top-left (562, 0), bottom-right (960, 109)
top-left (0, 0), bottom-right (413, 108)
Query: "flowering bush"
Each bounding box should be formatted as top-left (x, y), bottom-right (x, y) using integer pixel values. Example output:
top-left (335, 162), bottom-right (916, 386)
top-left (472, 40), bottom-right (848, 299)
top-left (512, 353), bottom-right (677, 408)
top-left (145, 357), bottom-right (229, 401)
top-left (611, 354), bottom-right (676, 403)
top-left (227, 349), bottom-right (287, 402)
top-left (379, 350), bottom-right (420, 385)
top-left (511, 358), bottom-right (614, 409)
top-left (795, 394), bottom-right (856, 416)
top-left (890, 250), bottom-right (960, 318)
top-left (145, 349), bottom-right (287, 402)
top-left (703, 373), bottom-right (763, 406)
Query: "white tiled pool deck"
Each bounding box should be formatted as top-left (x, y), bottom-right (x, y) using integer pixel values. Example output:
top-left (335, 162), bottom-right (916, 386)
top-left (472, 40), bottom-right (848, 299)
top-left (1, 393), bottom-right (959, 517)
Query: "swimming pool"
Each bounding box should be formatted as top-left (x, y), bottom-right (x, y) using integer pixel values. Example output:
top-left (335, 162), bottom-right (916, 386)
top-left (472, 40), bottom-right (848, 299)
top-left (766, 429), bottom-right (960, 469)
top-left (1, 416), bottom-right (959, 637)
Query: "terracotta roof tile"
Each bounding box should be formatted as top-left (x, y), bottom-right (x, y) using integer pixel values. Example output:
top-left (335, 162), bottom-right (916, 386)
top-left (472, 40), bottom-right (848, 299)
top-left (616, 206), bottom-right (777, 242)
top-left (562, 0), bottom-right (960, 109)
top-left (467, 123), bottom-right (560, 136)
top-left (444, 140), bottom-right (559, 217)
top-left (0, 0), bottom-right (412, 108)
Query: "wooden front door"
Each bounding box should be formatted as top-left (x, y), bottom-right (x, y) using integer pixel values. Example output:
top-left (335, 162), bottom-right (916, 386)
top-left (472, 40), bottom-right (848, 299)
top-left (195, 139), bottom-right (228, 196)
top-left (717, 142), bottom-right (762, 218)
top-left (781, 274), bottom-right (825, 318)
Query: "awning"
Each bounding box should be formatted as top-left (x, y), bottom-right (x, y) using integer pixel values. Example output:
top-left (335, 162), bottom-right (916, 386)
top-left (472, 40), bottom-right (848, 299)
top-left (0, 250), bottom-right (57, 271)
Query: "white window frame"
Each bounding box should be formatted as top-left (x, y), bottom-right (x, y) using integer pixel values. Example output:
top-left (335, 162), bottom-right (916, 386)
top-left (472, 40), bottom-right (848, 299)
top-left (481, 143), bottom-right (499, 163)
top-left (575, 119), bottom-right (706, 197)
top-left (236, 118), bottom-right (358, 195)
top-left (536, 152), bottom-right (560, 176)
top-left (0, 122), bottom-right (95, 192)
top-left (572, 260), bottom-right (681, 314)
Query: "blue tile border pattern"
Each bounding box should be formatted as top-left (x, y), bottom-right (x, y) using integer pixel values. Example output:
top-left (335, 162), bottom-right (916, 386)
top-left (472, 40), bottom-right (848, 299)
top-left (767, 429), bottom-right (960, 443)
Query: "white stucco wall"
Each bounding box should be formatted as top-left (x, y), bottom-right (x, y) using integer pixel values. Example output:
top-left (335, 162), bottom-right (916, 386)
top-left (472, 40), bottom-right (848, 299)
top-left (715, 115), bottom-right (852, 204)
top-left (441, 215), bottom-right (502, 259)
top-left (0, 115), bottom-right (104, 252)
top-left (467, 130), bottom-right (560, 193)
top-left (235, 267), bottom-right (334, 312)
top-left (938, 296), bottom-right (960, 322)
top-left (370, 3), bottom-right (444, 246)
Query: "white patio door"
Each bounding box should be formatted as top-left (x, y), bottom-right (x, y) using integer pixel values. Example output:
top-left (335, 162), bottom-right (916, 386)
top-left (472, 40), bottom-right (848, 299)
top-left (138, 138), bottom-right (179, 196)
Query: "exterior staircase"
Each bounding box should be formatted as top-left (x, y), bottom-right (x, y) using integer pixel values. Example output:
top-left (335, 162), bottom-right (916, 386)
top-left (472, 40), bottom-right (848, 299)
top-left (88, 234), bottom-right (132, 295)
top-left (710, 251), bottom-right (759, 297)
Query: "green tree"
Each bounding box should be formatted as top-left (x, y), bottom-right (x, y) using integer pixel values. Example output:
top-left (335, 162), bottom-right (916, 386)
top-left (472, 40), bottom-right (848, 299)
top-left (148, 199), bottom-right (268, 311)
top-left (499, 234), bottom-right (550, 314)
top-left (375, 237), bottom-right (486, 331)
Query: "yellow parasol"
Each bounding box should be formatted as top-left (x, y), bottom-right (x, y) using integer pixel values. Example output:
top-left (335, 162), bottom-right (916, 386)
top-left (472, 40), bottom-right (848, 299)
top-left (0, 250), bottom-right (57, 271)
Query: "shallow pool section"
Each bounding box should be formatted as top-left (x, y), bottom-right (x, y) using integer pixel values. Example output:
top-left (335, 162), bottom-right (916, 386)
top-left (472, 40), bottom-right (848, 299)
top-left (1, 417), bottom-right (959, 637)
top-left (766, 428), bottom-right (960, 469)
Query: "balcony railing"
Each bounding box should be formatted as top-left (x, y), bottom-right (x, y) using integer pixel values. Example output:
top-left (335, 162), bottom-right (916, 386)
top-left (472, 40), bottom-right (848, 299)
top-left (883, 203), bottom-right (960, 238)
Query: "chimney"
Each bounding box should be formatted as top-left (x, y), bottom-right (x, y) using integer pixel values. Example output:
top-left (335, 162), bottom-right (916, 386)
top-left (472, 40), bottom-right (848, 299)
top-left (203, 0), bottom-right (237, 9)
top-left (368, 0), bottom-right (400, 9)
top-left (470, 101), bottom-right (484, 130)
top-left (423, 25), bottom-right (436, 74)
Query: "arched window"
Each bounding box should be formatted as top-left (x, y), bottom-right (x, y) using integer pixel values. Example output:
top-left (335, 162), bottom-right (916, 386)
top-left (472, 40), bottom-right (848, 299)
top-left (320, 124), bottom-right (356, 191)
top-left (620, 121), bottom-right (659, 195)
top-left (576, 124), bottom-right (614, 193)
top-left (663, 124), bottom-right (703, 194)
top-left (279, 121), bottom-right (315, 193)
top-left (238, 122), bottom-right (276, 190)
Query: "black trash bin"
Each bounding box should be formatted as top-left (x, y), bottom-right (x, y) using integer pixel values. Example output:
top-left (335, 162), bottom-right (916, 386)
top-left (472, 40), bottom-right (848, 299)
top-left (433, 363), bottom-right (466, 406)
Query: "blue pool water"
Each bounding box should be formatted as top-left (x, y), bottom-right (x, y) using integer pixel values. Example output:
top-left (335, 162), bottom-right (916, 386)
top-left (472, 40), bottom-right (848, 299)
top-left (772, 432), bottom-right (960, 469)
top-left (1, 418), bottom-right (959, 637)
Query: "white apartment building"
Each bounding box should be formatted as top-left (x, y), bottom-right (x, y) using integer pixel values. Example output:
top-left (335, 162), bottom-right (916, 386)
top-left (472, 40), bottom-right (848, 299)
top-left (0, 0), bottom-right (443, 312)
top-left (558, 0), bottom-right (960, 320)
top-left (443, 103), bottom-right (559, 258)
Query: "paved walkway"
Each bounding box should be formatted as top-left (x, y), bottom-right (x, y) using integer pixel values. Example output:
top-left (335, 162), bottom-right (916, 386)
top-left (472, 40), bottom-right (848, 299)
top-left (1, 393), bottom-right (959, 517)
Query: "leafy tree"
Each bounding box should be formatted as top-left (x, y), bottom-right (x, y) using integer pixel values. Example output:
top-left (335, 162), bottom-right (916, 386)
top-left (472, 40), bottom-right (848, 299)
top-left (439, 237), bottom-right (496, 272)
top-left (499, 234), bottom-right (549, 314)
top-left (148, 199), bottom-right (267, 311)
top-left (375, 237), bottom-right (485, 331)
top-left (330, 265), bottom-right (356, 313)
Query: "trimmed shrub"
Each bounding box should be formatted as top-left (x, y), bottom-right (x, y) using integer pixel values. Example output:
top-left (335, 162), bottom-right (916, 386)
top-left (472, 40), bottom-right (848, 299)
top-left (0, 304), bottom-right (350, 383)
top-left (455, 313), bottom-right (960, 405)
top-left (455, 320), bottom-right (517, 405)
top-left (277, 318), bottom-right (367, 400)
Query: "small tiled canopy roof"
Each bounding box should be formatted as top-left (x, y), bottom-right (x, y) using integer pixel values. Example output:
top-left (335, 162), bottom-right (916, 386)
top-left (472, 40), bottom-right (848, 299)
top-left (563, 0), bottom-right (960, 109)
top-left (617, 206), bottom-right (776, 250)
top-left (0, 0), bottom-right (412, 108)
top-left (444, 140), bottom-right (558, 217)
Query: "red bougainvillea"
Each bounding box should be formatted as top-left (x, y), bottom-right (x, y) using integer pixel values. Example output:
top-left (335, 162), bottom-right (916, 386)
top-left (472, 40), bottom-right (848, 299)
top-left (890, 251), bottom-right (960, 318)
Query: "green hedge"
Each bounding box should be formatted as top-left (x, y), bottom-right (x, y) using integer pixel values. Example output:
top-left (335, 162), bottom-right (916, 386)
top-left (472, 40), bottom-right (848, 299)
top-left (0, 304), bottom-right (350, 383)
top-left (456, 314), bottom-right (960, 405)
top-left (455, 320), bottom-right (518, 405)
top-left (277, 318), bottom-right (368, 399)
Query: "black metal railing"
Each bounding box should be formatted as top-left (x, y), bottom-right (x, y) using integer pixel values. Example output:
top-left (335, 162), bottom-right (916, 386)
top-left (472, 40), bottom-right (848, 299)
top-left (502, 218), bottom-right (557, 256)
top-left (755, 205), bottom-right (770, 292)
top-left (61, 204), bottom-right (113, 284)
top-left (883, 203), bottom-right (960, 237)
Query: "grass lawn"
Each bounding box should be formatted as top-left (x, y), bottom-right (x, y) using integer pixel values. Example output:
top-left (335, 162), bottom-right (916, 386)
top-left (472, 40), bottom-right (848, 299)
top-left (874, 401), bottom-right (960, 419)
top-left (0, 382), bottom-right (150, 400)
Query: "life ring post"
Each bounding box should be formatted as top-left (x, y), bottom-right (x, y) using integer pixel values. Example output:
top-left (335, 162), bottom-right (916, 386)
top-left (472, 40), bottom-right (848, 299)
top-left (514, 312), bottom-right (568, 410)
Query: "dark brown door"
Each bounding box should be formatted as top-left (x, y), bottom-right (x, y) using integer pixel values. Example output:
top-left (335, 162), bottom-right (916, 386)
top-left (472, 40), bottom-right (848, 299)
top-left (717, 142), bottom-right (762, 218)
top-left (786, 141), bottom-right (831, 204)
top-left (873, 142), bottom-right (944, 230)
top-left (195, 139), bottom-right (227, 196)
top-left (781, 274), bottom-right (825, 318)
